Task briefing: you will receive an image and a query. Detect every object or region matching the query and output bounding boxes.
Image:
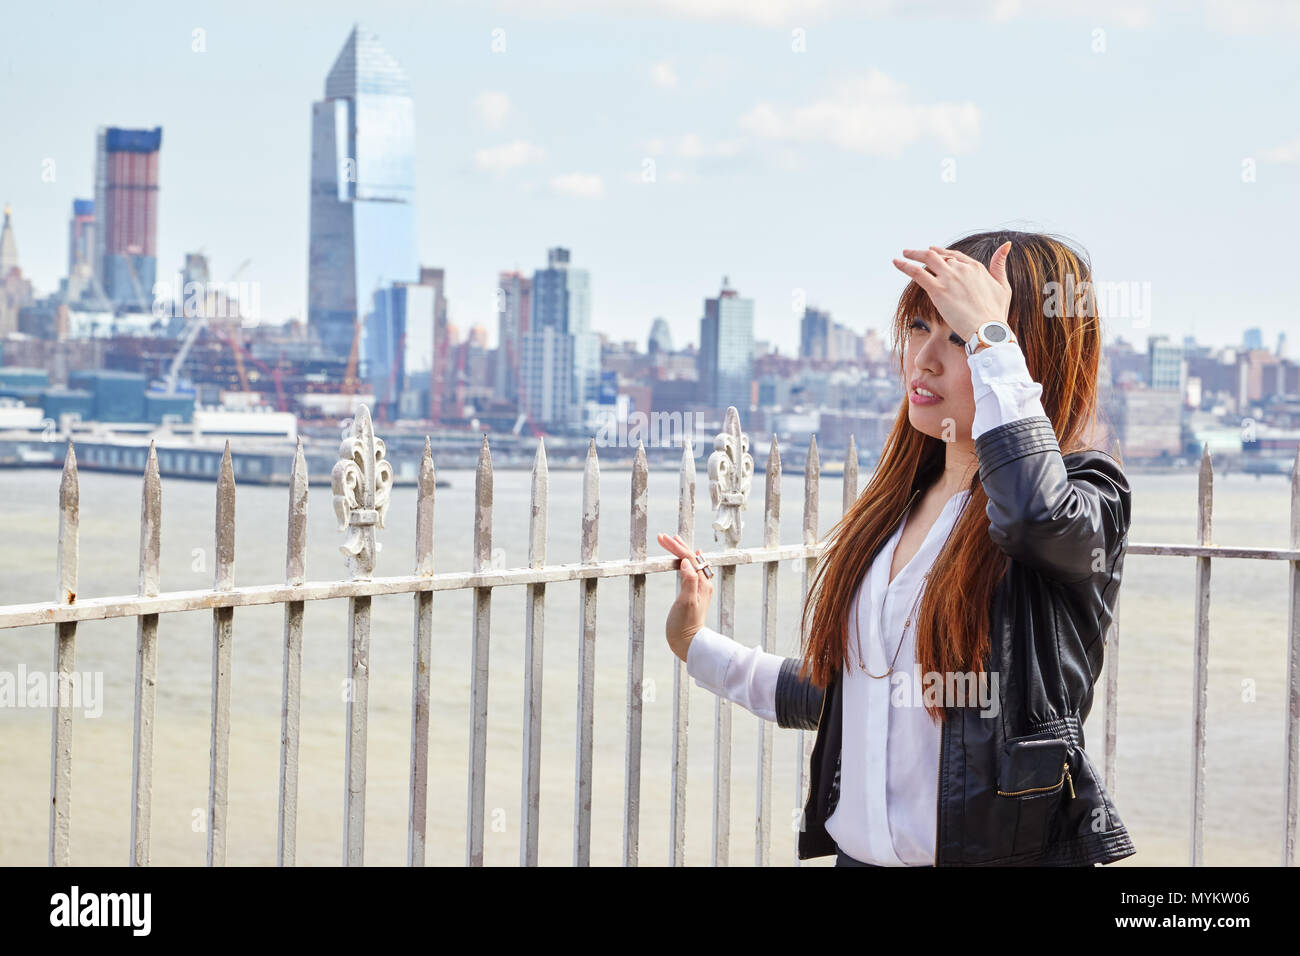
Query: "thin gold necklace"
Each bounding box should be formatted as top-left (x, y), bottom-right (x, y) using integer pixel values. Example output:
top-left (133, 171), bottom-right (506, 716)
top-left (859, 572), bottom-right (929, 679)
top-left (857, 487), bottom-right (964, 679)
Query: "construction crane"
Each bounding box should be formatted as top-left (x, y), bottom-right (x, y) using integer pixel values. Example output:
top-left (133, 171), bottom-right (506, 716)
top-left (209, 325), bottom-right (288, 411)
top-left (158, 258), bottom-right (253, 397)
top-left (122, 245), bottom-right (148, 311)
top-left (343, 279), bottom-right (384, 397)
top-left (342, 314), bottom-right (363, 395)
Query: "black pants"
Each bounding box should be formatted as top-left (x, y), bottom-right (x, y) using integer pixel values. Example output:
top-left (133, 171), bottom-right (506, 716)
top-left (833, 845), bottom-right (881, 866)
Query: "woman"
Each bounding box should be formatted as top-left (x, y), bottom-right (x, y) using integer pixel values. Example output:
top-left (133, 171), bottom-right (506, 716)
top-left (657, 230), bottom-right (1135, 867)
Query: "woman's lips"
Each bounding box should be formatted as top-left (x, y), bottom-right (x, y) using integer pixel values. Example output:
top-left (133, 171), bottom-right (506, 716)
top-left (909, 385), bottom-right (942, 405)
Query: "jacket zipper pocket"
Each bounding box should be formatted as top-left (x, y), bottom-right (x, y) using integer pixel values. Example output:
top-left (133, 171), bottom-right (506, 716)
top-left (997, 760), bottom-right (1073, 798)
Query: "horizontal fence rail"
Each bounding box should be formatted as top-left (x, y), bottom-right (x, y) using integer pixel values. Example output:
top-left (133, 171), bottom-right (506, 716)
top-left (3, 405), bottom-right (1299, 866)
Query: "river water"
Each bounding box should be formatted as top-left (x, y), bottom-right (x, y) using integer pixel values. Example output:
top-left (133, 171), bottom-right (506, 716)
top-left (0, 463), bottom-right (1293, 866)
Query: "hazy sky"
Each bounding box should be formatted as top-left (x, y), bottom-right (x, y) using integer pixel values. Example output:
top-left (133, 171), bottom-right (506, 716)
top-left (2, 0), bottom-right (1297, 355)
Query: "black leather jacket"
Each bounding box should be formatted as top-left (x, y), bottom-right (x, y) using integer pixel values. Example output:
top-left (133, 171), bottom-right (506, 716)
top-left (777, 414), bottom-right (1137, 866)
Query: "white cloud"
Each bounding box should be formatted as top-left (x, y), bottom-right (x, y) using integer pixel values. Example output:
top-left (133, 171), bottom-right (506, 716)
top-left (645, 134), bottom-right (743, 158)
top-left (494, 0), bottom-right (1294, 32)
top-left (1261, 133), bottom-right (1300, 163)
top-left (492, 0), bottom-right (1169, 29)
top-left (623, 167), bottom-right (698, 184)
top-left (676, 133), bottom-right (743, 158)
top-left (738, 70), bottom-right (980, 157)
top-left (474, 91), bottom-right (512, 128)
top-left (474, 140), bottom-right (547, 172)
top-left (1206, 0), bottom-right (1300, 33)
top-left (551, 172), bottom-right (606, 198)
top-left (495, 0), bottom-right (848, 27)
top-left (650, 61), bottom-right (678, 87)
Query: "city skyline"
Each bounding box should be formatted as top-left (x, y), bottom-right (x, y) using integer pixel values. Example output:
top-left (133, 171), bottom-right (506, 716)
top-left (1, 2), bottom-right (1297, 356)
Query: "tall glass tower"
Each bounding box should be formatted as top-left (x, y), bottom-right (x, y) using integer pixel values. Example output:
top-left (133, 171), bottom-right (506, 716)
top-left (699, 277), bottom-right (755, 414)
top-left (308, 25), bottom-right (419, 361)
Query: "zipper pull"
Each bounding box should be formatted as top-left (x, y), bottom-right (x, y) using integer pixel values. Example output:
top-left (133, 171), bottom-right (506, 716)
top-left (1063, 762), bottom-right (1075, 800)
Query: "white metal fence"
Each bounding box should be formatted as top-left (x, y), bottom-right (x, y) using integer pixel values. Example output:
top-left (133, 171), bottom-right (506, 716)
top-left (2, 404), bottom-right (1298, 866)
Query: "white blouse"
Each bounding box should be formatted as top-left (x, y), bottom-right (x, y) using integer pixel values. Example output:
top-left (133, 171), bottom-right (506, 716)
top-left (684, 339), bottom-right (1047, 865)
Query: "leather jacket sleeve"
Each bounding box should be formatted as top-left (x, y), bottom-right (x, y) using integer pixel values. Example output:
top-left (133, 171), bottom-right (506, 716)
top-left (774, 656), bottom-right (826, 730)
top-left (974, 414), bottom-right (1132, 588)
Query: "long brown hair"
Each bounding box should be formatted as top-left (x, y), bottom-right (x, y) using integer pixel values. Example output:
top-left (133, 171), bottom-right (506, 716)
top-left (796, 230), bottom-right (1119, 721)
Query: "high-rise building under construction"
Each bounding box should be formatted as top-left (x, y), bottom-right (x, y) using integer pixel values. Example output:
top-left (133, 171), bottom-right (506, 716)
top-left (94, 127), bottom-right (162, 311)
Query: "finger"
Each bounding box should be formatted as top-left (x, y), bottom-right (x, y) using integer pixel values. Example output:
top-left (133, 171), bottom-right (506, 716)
top-left (691, 560), bottom-right (711, 602)
top-left (657, 533), bottom-right (691, 560)
top-left (929, 245), bottom-right (980, 267)
top-left (892, 257), bottom-right (940, 294)
top-left (988, 240), bottom-right (1013, 286)
top-left (901, 247), bottom-right (951, 276)
top-left (694, 552), bottom-right (715, 594)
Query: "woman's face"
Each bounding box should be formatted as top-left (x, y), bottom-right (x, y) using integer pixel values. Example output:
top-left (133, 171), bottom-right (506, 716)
top-left (902, 313), bottom-right (977, 444)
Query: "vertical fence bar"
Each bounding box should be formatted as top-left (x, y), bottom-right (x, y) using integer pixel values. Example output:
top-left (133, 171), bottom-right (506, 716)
top-left (277, 438), bottom-right (307, 866)
top-left (574, 440), bottom-right (600, 866)
top-left (842, 435), bottom-right (858, 512)
top-left (796, 435), bottom-right (820, 866)
top-left (344, 605), bottom-right (373, 863)
top-left (1103, 596), bottom-right (1121, 801)
top-left (669, 438), bottom-right (695, 866)
top-left (712, 563), bottom-right (735, 867)
top-left (49, 441), bottom-right (78, 867)
top-left (208, 442), bottom-right (235, 866)
top-left (130, 442), bottom-right (161, 866)
top-left (408, 439), bottom-right (435, 867)
top-left (707, 406), bottom-right (749, 867)
top-left (624, 440), bottom-right (648, 866)
top-left (467, 434), bottom-right (493, 866)
top-left (333, 405), bottom-right (390, 865)
top-left (755, 434), bottom-right (781, 866)
top-left (521, 437), bottom-right (548, 866)
top-left (1190, 443), bottom-right (1212, 866)
top-left (1284, 448), bottom-right (1300, 866)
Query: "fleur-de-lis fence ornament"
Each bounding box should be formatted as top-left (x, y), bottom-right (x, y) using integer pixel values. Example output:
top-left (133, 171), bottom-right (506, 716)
top-left (707, 405), bottom-right (753, 549)
top-left (332, 404), bottom-right (394, 580)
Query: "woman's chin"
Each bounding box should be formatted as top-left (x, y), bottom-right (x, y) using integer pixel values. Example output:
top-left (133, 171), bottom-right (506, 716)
top-left (908, 405), bottom-right (964, 441)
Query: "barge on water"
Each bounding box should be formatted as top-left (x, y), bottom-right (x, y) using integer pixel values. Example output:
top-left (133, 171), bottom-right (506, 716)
top-left (0, 436), bottom-right (448, 488)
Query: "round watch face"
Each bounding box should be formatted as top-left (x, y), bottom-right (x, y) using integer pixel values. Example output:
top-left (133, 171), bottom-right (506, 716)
top-left (984, 322), bottom-right (1009, 344)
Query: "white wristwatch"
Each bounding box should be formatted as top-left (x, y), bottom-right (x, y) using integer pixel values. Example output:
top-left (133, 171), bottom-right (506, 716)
top-left (965, 319), bottom-right (1017, 357)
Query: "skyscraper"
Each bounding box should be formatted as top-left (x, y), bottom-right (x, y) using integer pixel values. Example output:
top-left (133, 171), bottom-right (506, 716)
top-left (698, 276), bottom-right (754, 413)
top-left (495, 270), bottom-right (532, 407)
top-left (520, 324), bottom-right (572, 428)
top-left (0, 205), bottom-right (18, 279)
top-left (648, 317), bottom-right (673, 355)
top-left (0, 205), bottom-right (34, 336)
top-left (524, 247), bottom-right (598, 427)
top-left (308, 25), bottom-right (419, 362)
top-left (94, 127), bottom-right (161, 310)
top-left (364, 266), bottom-right (446, 421)
top-left (800, 306), bottom-right (831, 360)
top-left (67, 199), bottom-right (95, 277)
top-left (1147, 335), bottom-right (1186, 392)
